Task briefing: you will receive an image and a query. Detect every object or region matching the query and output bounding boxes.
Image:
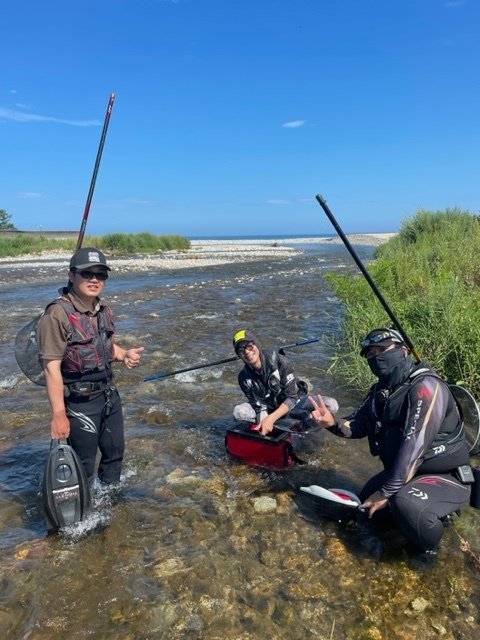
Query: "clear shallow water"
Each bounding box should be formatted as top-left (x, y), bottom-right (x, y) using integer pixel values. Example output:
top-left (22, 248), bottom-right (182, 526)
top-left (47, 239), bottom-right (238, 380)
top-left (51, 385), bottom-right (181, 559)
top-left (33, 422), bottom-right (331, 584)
top-left (1, 245), bottom-right (479, 639)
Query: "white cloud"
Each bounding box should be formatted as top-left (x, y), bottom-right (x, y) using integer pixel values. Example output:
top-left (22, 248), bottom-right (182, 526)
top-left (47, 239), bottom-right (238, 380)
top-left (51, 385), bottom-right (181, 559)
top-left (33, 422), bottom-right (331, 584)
top-left (18, 192), bottom-right (42, 199)
top-left (297, 197), bottom-right (315, 203)
top-left (267, 199), bottom-right (290, 205)
top-left (282, 120), bottom-right (306, 129)
top-left (0, 107), bottom-right (101, 127)
top-left (126, 198), bottom-right (153, 205)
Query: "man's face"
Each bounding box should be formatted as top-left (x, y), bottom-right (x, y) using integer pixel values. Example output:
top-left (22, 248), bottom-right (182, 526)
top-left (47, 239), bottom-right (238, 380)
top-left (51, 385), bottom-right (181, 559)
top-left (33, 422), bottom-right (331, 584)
top-left (237, 342), bottom-right (261, 369)
top-left (363, 343), bottom-right (395, 360)
top-left (69, 268), bottom-right (108, 301)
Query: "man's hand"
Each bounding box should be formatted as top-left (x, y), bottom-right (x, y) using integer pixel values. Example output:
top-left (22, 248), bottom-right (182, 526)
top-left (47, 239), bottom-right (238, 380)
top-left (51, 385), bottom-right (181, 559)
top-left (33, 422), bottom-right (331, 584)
top-left (51, 411), bottom-right (70, 439)
top-left (124, 347), bottom-right (145, 369)
top-left (361, 490), bottom-right (389, 518)
top-left (309, 394), bottom-right (336, 428)
top-left (259, 414), bottom-right (275, 436)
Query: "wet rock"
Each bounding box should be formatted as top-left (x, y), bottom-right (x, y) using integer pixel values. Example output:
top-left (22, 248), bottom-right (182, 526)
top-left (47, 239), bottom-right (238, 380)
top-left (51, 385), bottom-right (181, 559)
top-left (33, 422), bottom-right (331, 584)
top-left (352, 627), bottom-right (383, 640)
top-left (362, 627), bottom-right (384, 640)
top-left (430, 619), bottom-right (447, 636)
top-left (243, 589), bottom-right (277, 616)
top-left (275, 490), bottom-right (294, 513)
top-left (324, 537), bottom-right (349, 560)
top-left (252, 496), bottom-right (277, 513)
top-left (272, 601), bottom-right (297, 624)
top-left (410, 596), bottom-right (430, 612)
top-left (165, 468), bottom-right (201, 486)
top-left (203, 476), bottom-right (226, 496)
top-left (144, 404), bottom-right (173, 425)
top-left (177, 613), bottom-right (204, 633)
top-left (153, 556), bottom-right (192, 578)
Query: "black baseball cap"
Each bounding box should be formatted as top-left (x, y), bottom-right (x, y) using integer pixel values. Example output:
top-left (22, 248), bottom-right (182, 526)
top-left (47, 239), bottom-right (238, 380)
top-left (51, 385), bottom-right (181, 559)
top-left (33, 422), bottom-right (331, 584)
top-left (69, 247), bottom-right (111, 271)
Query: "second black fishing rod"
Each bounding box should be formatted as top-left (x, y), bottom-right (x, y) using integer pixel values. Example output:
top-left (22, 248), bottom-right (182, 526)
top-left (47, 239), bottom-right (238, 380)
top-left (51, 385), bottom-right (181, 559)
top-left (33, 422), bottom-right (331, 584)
top-left (315, 194), bottom-right (420, 362)
top-left (144, 337), bottom-right (319, 382)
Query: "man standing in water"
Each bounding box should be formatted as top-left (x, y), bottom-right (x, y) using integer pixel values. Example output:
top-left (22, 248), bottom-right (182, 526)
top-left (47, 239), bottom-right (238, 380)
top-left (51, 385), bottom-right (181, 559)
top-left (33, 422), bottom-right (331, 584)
top-left (37, 247), bottom-right (144, 485)
top-left (232, 329), bottom-right (337, 436)
top-left (308, 327), bottom-right (472, 556)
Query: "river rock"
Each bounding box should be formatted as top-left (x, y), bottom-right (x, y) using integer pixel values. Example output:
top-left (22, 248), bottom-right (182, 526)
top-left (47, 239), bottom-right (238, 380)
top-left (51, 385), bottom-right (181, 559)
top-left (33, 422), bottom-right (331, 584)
top-left (252, 496), bottom-right (277, 513)
top-left (410, 596), bottom-right (430, 612)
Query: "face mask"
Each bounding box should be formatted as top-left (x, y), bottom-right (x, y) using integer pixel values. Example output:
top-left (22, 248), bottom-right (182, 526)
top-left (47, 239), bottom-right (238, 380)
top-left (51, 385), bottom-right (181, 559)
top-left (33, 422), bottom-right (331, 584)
top-left (367, 347), bottom-right (405, 378)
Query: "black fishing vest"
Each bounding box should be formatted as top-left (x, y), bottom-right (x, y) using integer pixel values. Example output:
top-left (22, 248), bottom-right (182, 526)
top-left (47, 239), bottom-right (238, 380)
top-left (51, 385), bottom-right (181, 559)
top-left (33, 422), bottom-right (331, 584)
top-left (48, 297), bottom-right (115, 383)
top-left (245, 351), bottom-right (296, 411)
top-left (368, 365), bottom-right (463, 469)
top-left (248, 350), bottom-right (282, 408)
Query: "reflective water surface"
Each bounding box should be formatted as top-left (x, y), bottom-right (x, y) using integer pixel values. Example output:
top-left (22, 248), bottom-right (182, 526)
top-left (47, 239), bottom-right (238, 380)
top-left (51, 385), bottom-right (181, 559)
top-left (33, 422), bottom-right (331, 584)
top-left (1, 245), bottom-right (479, 639)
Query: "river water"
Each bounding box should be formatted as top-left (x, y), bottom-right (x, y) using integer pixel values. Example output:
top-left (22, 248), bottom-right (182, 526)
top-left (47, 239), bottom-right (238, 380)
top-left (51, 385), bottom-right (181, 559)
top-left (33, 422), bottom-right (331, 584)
top-left (0, 243), bottom-right (479, 640)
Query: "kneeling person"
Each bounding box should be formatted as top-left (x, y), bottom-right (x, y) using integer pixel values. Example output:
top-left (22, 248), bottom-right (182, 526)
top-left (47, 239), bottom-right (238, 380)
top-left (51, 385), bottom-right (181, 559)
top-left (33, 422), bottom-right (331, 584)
top-left (232, 329), bottom-right (319, 436)
top-left (309, 327), bottom-right (472, 555)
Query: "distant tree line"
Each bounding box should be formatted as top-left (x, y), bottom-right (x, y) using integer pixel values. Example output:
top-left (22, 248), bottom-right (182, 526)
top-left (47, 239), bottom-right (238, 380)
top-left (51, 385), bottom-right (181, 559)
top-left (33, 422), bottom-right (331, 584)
top-left (0, 209), bottom-right (16, 230)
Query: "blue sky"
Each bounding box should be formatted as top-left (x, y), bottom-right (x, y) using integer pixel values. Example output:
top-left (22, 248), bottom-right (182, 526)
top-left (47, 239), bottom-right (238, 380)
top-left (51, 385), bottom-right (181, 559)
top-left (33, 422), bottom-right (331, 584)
top-left (1, 0), bottom-right (478, 237)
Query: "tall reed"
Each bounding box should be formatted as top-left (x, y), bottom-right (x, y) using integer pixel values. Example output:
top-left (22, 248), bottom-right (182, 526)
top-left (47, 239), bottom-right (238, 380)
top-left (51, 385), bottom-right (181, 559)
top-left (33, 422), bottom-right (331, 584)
top-left (327, 208), bottom-right (480, 396)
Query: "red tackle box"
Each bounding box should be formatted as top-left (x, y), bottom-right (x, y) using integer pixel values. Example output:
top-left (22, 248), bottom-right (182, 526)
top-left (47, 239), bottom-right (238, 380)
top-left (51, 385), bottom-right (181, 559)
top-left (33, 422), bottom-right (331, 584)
top-left (225, 420), bottom-right (302, 469)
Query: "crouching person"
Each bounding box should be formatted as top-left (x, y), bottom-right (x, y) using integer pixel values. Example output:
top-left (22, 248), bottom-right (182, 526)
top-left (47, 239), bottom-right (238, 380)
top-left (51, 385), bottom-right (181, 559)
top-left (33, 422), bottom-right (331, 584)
top-left (232, 329), bottom-right (337, 436)
top-left (309, 327), bottom-right (472, 557)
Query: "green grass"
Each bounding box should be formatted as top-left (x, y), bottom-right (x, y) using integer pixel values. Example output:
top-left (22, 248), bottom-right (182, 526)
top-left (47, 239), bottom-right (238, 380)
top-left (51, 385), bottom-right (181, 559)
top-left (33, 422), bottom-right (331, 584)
top-left (0, 232), bottom-right (190, 258)
top-left (327, 208), bottom-right (480, 397)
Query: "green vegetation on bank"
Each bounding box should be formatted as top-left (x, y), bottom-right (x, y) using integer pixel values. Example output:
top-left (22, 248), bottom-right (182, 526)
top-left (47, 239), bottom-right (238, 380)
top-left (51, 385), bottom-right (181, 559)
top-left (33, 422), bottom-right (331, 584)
top-left (327, 208), bottom-right (480, 397)
top-left (0, 232), bottom-right (190, 258)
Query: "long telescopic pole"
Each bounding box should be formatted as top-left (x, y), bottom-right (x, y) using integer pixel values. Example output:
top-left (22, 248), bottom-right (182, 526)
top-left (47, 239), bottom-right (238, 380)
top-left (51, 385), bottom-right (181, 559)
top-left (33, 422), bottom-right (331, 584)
top-left (76, 93), bottom-right (116, 250)
top-left (315, 194), bottom-right (421, 361)
top-left (144, 337), bottom-right (319, 382)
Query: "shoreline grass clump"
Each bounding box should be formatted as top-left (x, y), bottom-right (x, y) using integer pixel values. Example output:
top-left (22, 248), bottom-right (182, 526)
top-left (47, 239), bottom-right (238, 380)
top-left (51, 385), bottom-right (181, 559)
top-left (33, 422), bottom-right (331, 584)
top-left (0, 232), bottom-right (190, 258)
top-left (327, 208), bottom-right (480, 397)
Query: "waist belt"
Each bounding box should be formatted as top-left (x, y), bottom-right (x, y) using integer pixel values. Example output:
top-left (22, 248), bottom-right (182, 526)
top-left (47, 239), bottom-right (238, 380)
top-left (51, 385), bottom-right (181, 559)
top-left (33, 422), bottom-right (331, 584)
top-left (66, 380), bottom-right (110, 395)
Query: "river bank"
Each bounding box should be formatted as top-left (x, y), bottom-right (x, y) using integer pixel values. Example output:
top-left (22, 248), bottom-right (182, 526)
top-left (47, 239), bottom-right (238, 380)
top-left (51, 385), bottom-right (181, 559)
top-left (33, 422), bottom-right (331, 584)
top-left (0, 234), bottom-right (396, 281)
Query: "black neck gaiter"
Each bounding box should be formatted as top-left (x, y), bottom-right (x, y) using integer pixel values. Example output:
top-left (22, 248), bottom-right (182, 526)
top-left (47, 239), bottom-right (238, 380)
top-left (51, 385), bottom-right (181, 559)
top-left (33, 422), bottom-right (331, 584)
top-left (367, 348), bottom-right (412, 390)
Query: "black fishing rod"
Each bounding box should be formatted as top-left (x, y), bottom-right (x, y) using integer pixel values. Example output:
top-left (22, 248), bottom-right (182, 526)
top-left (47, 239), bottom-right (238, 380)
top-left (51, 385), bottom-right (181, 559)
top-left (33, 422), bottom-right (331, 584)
top-left (144, 337), bottom-right (319, 382)
top-left (315, 194), bottom-right (421, 362)
top-left (14, 93), bottom-right (116, 386)
top-left (76, 93), bottom-right (116, 249)
top-left (316, 194), bottom-right (480, 455)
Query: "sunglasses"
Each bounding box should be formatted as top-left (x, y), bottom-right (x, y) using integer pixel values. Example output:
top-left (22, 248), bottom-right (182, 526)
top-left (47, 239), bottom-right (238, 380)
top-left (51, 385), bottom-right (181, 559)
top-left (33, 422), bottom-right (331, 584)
top-left (76, 270), bottom-right (108, 281)
top-left (360, 331), bottom-right (402, 349)
top-left (237, 342), bottom-right (256, 355)
top-left (362, 344), bottom-right (389, 358)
